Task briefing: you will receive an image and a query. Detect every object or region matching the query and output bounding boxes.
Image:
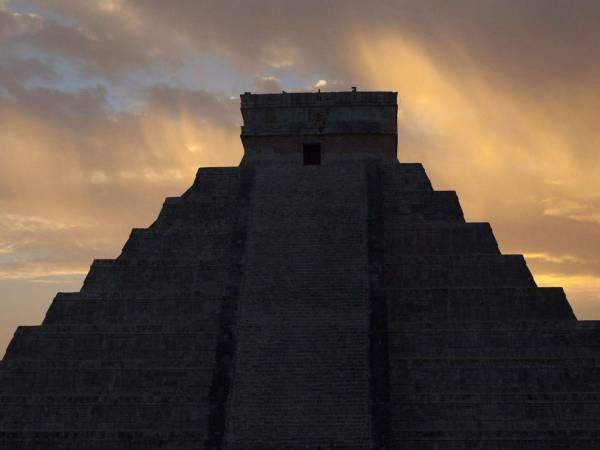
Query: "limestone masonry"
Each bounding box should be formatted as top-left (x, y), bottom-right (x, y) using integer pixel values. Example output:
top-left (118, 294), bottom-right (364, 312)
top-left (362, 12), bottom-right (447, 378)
top-left (1, 90), bottom-right (600, 449)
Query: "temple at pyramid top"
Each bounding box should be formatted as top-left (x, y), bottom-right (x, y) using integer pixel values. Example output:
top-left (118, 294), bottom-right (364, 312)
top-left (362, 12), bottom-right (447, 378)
top-left (240, 89), bottom-right (398, 164)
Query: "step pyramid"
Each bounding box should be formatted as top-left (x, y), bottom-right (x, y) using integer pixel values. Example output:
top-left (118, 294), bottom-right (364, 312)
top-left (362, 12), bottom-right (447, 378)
top-left (1, 91), bottom-right (600, 449)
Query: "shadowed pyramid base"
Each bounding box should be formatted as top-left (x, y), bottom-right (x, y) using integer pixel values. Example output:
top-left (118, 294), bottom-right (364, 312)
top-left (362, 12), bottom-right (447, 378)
top-left (1, 159), bottom-right (599, 450)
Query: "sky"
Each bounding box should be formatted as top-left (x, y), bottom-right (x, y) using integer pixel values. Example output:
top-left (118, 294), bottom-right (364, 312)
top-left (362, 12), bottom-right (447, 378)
top-left (1, 0), bottom-right (600, 355)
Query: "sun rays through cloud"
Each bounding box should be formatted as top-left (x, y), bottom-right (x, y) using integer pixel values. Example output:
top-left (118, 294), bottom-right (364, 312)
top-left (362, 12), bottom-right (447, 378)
top-left (2, 0), bottom-right (600, 354)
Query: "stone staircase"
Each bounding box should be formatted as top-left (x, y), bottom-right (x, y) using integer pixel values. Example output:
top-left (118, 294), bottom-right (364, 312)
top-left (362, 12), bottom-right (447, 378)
top-left (224, 163), bottom-right (372, 449)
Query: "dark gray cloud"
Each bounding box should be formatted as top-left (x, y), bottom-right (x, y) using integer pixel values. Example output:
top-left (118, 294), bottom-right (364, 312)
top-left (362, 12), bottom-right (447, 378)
top-left (141, 84), bottom-right (240, 123)
top-left (253, 75), bottom-right (283, 93)
top-left (15, 0), bottom-right (600, 86)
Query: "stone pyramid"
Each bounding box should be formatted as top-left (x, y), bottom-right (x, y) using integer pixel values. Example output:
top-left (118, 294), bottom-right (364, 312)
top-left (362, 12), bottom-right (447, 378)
top-left (1, 90), bottom-right (600, 449)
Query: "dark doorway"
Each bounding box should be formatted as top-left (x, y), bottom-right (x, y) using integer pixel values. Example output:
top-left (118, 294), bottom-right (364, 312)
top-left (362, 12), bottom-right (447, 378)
top-left (303, 143), bottom-right (321, 165)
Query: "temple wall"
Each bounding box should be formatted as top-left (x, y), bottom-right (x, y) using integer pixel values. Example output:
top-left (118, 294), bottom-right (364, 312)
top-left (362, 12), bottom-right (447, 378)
top-left (240, 91), bottom-right (398, 163)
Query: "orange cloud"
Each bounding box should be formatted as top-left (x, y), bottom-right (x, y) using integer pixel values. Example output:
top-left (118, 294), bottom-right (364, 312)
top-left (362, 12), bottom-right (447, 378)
top-left (3, 0), bottom-right (600, 357)
top-left (351, 32), bottom-right (600, 317)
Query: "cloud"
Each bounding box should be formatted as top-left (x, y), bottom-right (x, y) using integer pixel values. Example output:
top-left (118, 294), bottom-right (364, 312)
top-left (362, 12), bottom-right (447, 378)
top-left (542, 197), bottom-right (600, 224)
top-left (253, 75), bottom-right (282, 93)
top-left (0, 57), bottom-right (56, 88)
top-left (0, 68), bottom-right (243, 291)
top-left (0, 212), bottom-right (104, 279)
top-left (0, 6), bottom-right (43, 43)
top-left (524, 253), bottom-right (590, 265)
top-left (2, 0), bottom-right (600, 356)
top-left (140, 84), bottom-right (240, 124)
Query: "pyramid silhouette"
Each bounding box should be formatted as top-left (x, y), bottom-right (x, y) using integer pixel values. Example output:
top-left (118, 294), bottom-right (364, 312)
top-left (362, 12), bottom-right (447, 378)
top-left (1, 91), bottom-right (599, 449)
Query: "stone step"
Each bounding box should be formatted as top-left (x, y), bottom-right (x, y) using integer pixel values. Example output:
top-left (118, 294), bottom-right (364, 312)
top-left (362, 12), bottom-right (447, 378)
top-left (0, 430), bottom-right (206, 450)
top-left (0, 359), bottom-right (212, 369)
top-left (43, 295), bottom-right (221, 325)
top-left (0, 430), bottom-right (598, 450)
top-left (0, 393), bottom-right (205, 404)
top-left (14, 318), bottom-right (600, 360)
top-left (387, 327), bottom-right (600, 357)
top-left (390, 319), bottom-right (599, 332)
top-left (392, 356), bottom-right (600, 367)
top-left (44, 289), bottom-right (370, 326)
top-left (3, 327), bottom-right (218, 361)
top-left (389, 358), bottom-right (600, 392)
top-left (393, 402), bottom-right (600, 427)
top-left (0, 365), bottom-right (213, 394)
top-left (384, 222), bottom-right (499, 254)
top-left (13, 324), bottom-right (219, 333)
top-left (381, 162), bottom-right (433, 192)
top-left (393, 392), bottom-right (600, 402)
top-left (384, 287), bottom-right (575, 321)
top-left (151, 196), bottom-right (238, 230)
top-left (0, 402), bottom-right (207, 429)
top-left (383, 254), bottom-right (535, 288)
top-left (80, 259), bottom-right (228, 296)
top-left (389, 428), bottom-right (600, 449)
top-left (48, 288), bottom-right (571, 326)
top-left (182, 167), bottom-right (240, 200)
top-left (119, 228), bottom-right (232, 260)
top-left (382, 191), bottom-right (465, 222)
